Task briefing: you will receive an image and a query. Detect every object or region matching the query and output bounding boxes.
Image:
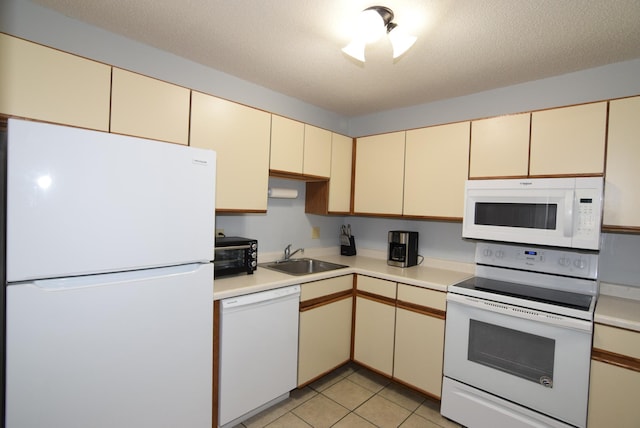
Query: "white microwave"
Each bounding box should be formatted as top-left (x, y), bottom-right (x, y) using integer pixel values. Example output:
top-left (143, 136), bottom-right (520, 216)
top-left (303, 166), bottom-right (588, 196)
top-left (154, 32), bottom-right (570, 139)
top-left (462, 177), bottom-right (603, 250)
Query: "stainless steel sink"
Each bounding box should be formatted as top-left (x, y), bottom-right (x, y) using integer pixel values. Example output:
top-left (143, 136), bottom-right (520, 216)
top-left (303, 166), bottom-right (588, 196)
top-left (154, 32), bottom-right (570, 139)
top-left (260, 258), bottom-right (348, 276)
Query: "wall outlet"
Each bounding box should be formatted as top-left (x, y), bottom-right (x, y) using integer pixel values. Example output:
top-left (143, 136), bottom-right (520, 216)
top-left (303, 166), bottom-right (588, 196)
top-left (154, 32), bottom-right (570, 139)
top-left (215, 228), bottom-right (225, 237)
top-left (311, 226), bottom-right (320, 239)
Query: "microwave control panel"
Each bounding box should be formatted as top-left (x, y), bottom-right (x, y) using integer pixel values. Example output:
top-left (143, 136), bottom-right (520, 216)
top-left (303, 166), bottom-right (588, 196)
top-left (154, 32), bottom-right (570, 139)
top-left (574, 188), bottom-right (601, 240)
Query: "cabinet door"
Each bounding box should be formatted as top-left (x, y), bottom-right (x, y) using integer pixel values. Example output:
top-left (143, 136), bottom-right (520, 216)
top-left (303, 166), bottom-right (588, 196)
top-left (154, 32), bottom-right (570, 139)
top-left (404, 122), bottom-right (470, 218)
top-left (303, 125), bottom-right (331, 178)
top-left (0, 34), bottom-right (110, 131)
top-left (353, 276), bottom-right (396, 376)
top-left (190, 92), bottom-right (271, 212)
top-left (270, 115), bottom-right (304, 174)
top-left (354, 132), bottom-right (405, 215)
top-left (298, 298), bottom-right (353, 386)
top-left (470, 113), bottom-right (530, 178)
top-left (394, 308), bottom-right (445, 397)
top-left (110, 68), bottom-right (190, 145)
top-left (588, 361), bottom-right (640, 428)
top-left (353, 297), bottom-right (396, 376)
top-left (394, 284), bottom-right (446, 397)
top-left (603, 96), bottom-right (640, 230)
top-left (298, 275), bottom-right (353, 386)
top-left (530, 102), bottom-right (606, 176)
top-left (328, 133), bottom-right (353, 213)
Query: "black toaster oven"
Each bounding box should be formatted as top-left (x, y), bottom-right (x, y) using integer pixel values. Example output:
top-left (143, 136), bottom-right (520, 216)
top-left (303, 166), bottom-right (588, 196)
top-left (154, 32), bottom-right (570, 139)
top-left (214, 236), bottom-right (258, 278)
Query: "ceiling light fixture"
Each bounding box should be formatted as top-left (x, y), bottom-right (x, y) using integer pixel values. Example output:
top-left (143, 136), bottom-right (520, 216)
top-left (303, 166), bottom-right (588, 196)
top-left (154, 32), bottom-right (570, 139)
top-left (342, 6), bottom-right (417, 62)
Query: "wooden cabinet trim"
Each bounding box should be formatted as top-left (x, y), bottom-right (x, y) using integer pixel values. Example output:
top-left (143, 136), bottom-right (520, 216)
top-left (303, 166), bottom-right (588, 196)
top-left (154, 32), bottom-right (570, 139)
top-left (601, 225), bottom-right (640, 233)
top-left (396, 300), bottom-right (446, 320)
top-left (355, 290), bottom-right (397, 306)
top-left (300, 289), bottom-right (353, 312)
top-left (269, 169), bottom-right (328, 182)
top-left (592, 348), bottom-right (640, 373)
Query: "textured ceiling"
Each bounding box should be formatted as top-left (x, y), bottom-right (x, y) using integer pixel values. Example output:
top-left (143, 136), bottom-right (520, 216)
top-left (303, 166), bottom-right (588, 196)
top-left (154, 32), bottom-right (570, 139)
top-left (31, 0), bottom-right (640, 117)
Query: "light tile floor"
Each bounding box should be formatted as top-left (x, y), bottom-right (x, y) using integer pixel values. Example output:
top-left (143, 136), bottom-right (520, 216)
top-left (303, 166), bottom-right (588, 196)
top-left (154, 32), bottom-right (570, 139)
top-left (233, 363), bottom-right (463, 428)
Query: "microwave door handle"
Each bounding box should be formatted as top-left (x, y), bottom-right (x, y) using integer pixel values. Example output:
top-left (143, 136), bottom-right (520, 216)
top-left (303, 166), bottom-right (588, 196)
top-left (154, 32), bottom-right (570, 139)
top-left (563, 191), bottom-right (574, 237)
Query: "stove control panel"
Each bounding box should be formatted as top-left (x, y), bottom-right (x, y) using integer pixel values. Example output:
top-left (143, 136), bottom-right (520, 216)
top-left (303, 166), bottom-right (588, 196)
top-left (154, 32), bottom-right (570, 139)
top-left (475, 242), bottom-right (598, 280)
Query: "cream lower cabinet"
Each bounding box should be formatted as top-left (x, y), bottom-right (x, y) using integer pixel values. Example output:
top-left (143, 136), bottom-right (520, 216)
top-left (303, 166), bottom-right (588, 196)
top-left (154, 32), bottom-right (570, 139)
top-left (393, 284), bottom-right (447, 398)
top-left (353, 276), bottom-right (397, 376)
top-left (353, 276), bottom-right (448, 395)
top-left (404, 122), bottom-right (470, 219)
top-left (298, 275), bottom-right (353, 386)
top-left (354, 132), bottom-right (406, 216)
top-left (0, 34), bottom-right (111, 131)
top-left (110, 68), bottom-right (190, 145)
top-left (190, 92), bottom-right (271, 212)
top-left (588, 323), bottom-right (640, 427)
top-left (603, 96), bottom-right (640, 231)
top-left (530, 102), bottom-right (607, 176)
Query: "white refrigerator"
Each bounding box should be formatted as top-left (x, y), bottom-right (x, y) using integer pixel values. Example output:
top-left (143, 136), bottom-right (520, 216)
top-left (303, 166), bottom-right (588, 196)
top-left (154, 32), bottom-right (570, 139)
top-left (3, 119), bottom-right (216, 428)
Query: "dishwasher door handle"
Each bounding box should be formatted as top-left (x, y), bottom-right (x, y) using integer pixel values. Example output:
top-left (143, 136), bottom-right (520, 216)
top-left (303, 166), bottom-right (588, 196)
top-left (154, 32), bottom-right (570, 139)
top-left (221, 284), bottom-right (301, 310)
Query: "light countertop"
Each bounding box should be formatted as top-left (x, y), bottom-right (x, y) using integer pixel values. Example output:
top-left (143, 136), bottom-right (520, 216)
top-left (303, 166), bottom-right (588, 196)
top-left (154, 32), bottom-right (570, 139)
top-left (595, 283), bottom-right (640, 332)
top-left (213, 252), bottom-right (474, 301)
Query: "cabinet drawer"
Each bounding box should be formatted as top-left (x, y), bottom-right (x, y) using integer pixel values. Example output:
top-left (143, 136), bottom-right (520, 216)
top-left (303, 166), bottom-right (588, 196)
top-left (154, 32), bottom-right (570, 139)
top-left (300, 275), bottom-right (353, 302)
top-left (356, 276), bottom-right (396, 299)
top-left (397, 283), bottom-right (446, 312)
top-left (593, 324), bottom-right (640, 359)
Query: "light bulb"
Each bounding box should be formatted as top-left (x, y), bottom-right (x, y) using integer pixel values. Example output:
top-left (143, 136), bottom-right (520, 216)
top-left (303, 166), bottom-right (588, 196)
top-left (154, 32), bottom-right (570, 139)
top-left (388, 25), bottom-right (417, 58)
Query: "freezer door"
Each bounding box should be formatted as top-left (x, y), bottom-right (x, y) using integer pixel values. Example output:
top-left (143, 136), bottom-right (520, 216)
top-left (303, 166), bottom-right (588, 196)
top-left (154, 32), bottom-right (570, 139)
top-left (6, 118), bottom-right (215, 282)
top-left (5, 263), bottom-right (213, 428)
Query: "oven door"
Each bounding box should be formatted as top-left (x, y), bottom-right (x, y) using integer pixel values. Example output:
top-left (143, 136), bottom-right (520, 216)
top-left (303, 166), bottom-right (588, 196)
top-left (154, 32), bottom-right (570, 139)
top-left (443, 294), bottom-right (592, 428)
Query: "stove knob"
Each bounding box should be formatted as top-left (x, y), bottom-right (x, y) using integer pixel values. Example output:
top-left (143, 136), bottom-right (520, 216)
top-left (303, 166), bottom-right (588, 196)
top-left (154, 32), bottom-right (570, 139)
top-left (495, 250), bottom-right (505, 259)
top-left (573, 259), bottom-right (586, 269)
top-left (482, 248), bottom-right (492, 257)
top-left (558, 257), bottom-right (571, 267)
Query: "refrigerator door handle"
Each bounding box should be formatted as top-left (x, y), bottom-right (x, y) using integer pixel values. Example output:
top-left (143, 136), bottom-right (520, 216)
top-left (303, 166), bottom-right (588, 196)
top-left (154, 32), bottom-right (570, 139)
top-left (27, 263), bottom-right (207, 292)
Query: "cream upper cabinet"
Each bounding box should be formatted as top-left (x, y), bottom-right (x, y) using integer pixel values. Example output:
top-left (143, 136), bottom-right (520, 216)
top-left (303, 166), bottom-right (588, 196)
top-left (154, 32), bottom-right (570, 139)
top-left (328, 133), bottom-right (353, 213)
top-left (603, 96), bottom-right (640, 230)
top-left (0, 34), bottom-right (111, 131)
top-left (529, 102), bottom-right (607, 176)
top-left (303, 125), bottom-right (332, 178)
top-left (354, 131), bottom-right (406, 215)
top-left (469, 113), bottom-right (530, 178)
top-left (298, 275), bottom-right (353, 386)
top-left (110, 68), bottom-right (190, 145)
top-left (190, 92), bottom-right (271, 212)
top-left (404, 122), bottom-right (470, 219)
top-left (270, 117), bottom-right (331, 178)
top-left (270, 115), bottom-right (304, 174)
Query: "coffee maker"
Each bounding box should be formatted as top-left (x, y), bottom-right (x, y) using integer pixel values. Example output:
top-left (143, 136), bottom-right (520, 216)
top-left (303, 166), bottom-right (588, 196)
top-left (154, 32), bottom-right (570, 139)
top-left (387, 231), bottom-right (419, 267)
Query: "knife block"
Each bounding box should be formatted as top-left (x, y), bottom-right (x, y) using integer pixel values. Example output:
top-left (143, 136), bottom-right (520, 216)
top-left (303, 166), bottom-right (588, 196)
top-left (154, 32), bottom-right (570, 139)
top-left (340, 236), bottom-right (357, 256)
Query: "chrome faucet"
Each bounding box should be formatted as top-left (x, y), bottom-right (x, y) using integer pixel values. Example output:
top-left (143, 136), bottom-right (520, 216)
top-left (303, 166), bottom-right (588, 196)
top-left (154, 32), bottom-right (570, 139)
top-left (281, 243), bottom-right (304, 261)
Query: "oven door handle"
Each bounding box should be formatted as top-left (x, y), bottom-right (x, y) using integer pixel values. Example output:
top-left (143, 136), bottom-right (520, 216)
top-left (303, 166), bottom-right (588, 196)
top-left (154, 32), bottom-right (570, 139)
top-left (447, 293), bottom-right (592, 333)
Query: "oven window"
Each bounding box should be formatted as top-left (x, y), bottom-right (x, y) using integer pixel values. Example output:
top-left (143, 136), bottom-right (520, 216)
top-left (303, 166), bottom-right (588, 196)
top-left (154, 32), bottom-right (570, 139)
top-left (474, 203), bottom-right (557, 230)
top-left (468, 320), bottom-right (555, 387)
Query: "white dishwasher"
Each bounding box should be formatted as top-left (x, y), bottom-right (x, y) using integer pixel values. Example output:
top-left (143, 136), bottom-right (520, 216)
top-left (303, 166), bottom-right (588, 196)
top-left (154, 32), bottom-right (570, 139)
top-left (219, 284), bottom-right (300, 428)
